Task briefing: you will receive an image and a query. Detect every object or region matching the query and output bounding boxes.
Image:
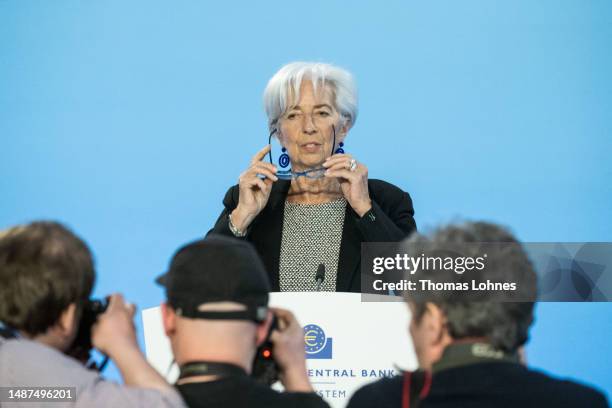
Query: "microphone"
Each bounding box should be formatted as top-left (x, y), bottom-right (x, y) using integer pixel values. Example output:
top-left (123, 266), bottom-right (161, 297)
top-left (315, 263), bottom-right (326, 291)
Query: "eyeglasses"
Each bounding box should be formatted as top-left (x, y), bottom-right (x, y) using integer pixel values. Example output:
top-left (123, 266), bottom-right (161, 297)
top-left (267, 125), bottom-right (337, 180)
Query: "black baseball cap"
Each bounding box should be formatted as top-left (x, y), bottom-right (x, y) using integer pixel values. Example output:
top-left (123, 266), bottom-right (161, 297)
top-left (156, 235), bottom-right (271, 322)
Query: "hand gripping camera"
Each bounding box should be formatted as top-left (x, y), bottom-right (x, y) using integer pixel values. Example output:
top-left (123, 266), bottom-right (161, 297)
top-left (67, 298), bottom-right (109, 371)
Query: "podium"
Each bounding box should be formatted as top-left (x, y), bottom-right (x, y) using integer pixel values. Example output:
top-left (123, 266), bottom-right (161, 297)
top-left (142, 292), bottom-right (417, 408)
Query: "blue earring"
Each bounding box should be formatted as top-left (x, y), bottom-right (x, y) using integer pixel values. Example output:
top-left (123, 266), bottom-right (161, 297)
top-left (279, 147), bottom-right (290, 168)
top-left (335, 142), bottom-right (345, 154)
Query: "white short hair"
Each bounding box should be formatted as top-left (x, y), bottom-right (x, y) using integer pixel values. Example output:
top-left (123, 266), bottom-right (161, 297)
top-left (263, 62), bottom-right (358, 132)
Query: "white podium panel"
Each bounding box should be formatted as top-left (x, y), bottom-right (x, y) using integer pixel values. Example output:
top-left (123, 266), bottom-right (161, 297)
top-left (142, 292), bottom-right (417, 408)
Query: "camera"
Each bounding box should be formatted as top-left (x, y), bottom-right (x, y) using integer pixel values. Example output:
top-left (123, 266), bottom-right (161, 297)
top-left (68, 298), bottom-right (109, 371)
top-left (252, 314), bottom-right (279, 385)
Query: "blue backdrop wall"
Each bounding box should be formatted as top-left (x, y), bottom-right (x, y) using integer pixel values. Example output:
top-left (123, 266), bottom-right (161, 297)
top-left (1, 0), bottom-right (611, 398)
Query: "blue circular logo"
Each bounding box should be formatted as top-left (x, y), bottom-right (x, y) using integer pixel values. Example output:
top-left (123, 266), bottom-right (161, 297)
top-left (303, 324), bottom-right (326, 354)
top-left (334, 148), bottom-right (344, 154)
top-left (279, 153), bottom-right (290, 168)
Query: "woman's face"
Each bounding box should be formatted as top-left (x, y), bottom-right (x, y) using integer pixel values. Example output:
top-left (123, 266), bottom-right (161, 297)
top-left (277, 80), bottom-right (347, 171)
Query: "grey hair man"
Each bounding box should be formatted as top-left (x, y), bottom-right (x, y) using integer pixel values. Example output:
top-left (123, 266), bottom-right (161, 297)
top-left (348, 222), bottom-right (608, 408)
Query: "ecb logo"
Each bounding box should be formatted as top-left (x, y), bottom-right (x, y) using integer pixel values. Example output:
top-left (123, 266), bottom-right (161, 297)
top-left (303, 324), bottom-right (333, 359)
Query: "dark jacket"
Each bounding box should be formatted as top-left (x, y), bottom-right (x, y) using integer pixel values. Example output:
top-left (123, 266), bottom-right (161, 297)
top-left (177, 376), bottom-right (329, 408)
top-left (208, 179), bottom-right (416, 292)
top-left (348, 354), bottom-right (609, 408)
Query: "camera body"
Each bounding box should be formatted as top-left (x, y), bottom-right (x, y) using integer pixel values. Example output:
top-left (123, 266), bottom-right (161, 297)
top-left (251, 314), bottom-right (280, 385)
top-left (68, 298), bottom-right (109, 370)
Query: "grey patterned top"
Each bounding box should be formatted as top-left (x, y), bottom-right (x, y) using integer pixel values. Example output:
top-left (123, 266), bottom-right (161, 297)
top-left (279, 197), bottom-right (347, 292)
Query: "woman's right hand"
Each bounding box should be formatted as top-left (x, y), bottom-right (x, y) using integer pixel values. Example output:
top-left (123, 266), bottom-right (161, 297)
top-left (230, 145), bottom-right (278, 232)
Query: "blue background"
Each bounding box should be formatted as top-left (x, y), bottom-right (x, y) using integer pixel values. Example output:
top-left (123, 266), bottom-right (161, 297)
top-left (1, 0), bottom-right (611, 398)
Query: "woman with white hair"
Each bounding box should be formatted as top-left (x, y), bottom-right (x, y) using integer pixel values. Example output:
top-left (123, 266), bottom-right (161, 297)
top-left (209, 62), bottom-right (416, 292)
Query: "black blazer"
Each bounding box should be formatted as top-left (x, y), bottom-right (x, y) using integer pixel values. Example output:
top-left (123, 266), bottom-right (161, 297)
top-left (208, 179), bottom-right (416, 292)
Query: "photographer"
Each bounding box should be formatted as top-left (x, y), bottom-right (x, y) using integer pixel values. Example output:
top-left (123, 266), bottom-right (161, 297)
top-left (0, 221), bottom-right (184, 407)
top-left (347, 222), bottom-right (609, 408)
top-left (157, 235), bottom-right (329, 408)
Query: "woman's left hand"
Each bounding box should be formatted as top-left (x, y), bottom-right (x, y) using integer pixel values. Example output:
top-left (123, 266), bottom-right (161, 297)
top-left (323, 153), bottom-right (372, 217)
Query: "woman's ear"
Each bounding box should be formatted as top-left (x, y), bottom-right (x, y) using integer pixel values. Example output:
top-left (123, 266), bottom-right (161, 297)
top-left (271, 126), bottom-right (283, 147)
top-left (338, 117), bottom-right (351, 139)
